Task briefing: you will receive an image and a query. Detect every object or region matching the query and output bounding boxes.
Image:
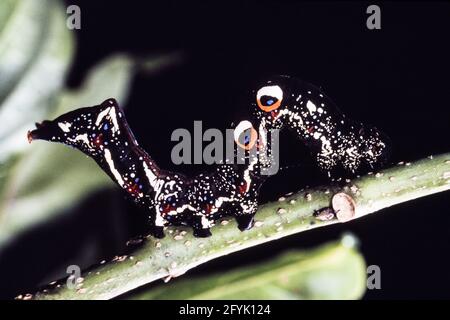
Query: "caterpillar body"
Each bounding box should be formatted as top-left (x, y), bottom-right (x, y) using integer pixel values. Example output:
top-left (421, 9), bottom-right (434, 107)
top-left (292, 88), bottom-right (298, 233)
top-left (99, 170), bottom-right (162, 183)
top-left (28, 76), bottom-right (391, 238)
top-left (28, 99), bottom-right (272, 238)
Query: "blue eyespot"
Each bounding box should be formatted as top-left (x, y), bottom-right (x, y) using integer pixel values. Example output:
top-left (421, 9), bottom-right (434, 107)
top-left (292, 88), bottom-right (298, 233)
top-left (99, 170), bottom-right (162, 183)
top-left (244, 135), bottom-right (250, 144)
top-left (267, 99), bottom-right (274, 105)
top-left (103, 123), bottom-right (109, 130)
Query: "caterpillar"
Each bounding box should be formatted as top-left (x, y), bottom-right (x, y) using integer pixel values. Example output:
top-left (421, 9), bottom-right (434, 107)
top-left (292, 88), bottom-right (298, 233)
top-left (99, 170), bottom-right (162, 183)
top-left (28, 77), bottom-right (391, 238)
top-left (251, 75), bottom-right (391, 175)
top-left (27, 99), bottom-right (274, 238)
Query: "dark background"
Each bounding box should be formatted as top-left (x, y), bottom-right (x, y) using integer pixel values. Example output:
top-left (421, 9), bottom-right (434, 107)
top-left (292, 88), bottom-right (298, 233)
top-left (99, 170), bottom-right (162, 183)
top-left (1, 1), bottom-right (449, 299)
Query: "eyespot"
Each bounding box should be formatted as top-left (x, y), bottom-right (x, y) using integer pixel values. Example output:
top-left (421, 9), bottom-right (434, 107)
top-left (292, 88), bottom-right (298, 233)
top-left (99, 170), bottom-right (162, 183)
top-left (234, 120), bottom-right (258, 150)
top-left (256, 85), bottom-right (283, 112)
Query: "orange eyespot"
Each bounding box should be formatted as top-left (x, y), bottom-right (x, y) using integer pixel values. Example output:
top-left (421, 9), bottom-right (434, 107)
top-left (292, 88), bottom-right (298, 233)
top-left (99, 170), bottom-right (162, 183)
top-left (257, 96), bottom-right (281, 112)
top-left (234, 120), bottom-right (258, 150)
top-left (256, 85), bottom-right (283, 112)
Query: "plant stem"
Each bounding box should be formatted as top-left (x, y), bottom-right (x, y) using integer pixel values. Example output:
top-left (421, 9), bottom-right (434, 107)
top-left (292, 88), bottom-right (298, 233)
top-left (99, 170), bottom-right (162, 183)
top-left (26, 153), bottom-right (450, 300)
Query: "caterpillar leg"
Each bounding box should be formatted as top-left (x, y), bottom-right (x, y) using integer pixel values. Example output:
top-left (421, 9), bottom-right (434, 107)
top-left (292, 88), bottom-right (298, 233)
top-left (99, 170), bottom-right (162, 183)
top-left (192, 214), bottom-right (213, 238)
top-left (235, 201), bottom-right (257, 231)
top-left (193, 228), bottom-right (212, 238)
top-left (236, 214), bottom-right (255, 231)
top-left (149, 225), bottom-right (165, 239)
top-left (148, 213), bottom-right (166, 239)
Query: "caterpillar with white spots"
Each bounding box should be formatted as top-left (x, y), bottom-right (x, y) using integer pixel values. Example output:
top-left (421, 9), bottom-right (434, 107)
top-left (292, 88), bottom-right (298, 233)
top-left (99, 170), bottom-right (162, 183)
top-left (28, 76), bottom-right (391, 238)
top-left (251, 75), bottom-right (391, 175)
top-left (28, 99), bottom-right (273, 238)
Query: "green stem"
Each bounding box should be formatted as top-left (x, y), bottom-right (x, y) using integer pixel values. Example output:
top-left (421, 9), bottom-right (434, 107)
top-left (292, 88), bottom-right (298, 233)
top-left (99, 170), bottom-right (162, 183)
top-left (26, 153), bottom-right (449, 300)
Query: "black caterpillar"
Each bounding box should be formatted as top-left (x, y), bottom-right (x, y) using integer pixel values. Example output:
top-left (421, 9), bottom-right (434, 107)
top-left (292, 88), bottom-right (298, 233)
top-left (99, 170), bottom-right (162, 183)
top-left (251, 75), bottom-right (391, 175)
top-left (28, 99), bottom-right (274, 238)
top-left (28, 76), bottom-right (390, 238)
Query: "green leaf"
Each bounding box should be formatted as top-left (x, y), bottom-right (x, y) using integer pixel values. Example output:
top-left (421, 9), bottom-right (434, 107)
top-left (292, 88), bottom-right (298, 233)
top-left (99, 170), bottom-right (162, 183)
top-left (0, 55), bottom-right (137, 248)
top-left (0, 0), bottom-right (74, 161)
top-left (54, 54), bottom-right (135, 115)
top-left (0, 0), bottom-right (52, 101)
top-left (131, 240), bottom-right (367, 300)
top-left (0, 0), bottom-right (16, 32)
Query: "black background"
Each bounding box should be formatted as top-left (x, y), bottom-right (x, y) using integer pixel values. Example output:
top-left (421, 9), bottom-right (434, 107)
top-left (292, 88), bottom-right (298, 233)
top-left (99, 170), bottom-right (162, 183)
top-left (1, 1), bottom-right (449, 299)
